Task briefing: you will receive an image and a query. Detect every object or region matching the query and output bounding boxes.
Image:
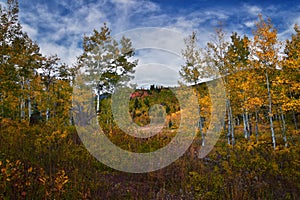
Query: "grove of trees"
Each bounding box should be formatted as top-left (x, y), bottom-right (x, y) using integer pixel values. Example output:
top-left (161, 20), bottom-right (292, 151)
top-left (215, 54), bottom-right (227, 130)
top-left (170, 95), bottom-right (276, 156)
top-left (180, 15), bottom-right (300, 150)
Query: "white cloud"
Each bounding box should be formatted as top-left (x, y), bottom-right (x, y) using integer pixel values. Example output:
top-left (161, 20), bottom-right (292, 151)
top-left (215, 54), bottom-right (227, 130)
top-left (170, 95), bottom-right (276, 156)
top-left (111, 0), bottom-right (135, 4)
top-left (132, 63), bottom-right (181, 88)
top-left (16, 0), bottom-right (300, 88)
top-left (14, 1), bottom-right (239, 88)
top-left (244, 4), bottom-right (262, 16)
top-left (204, 10), bottom-right (229, 20)
top-left (22, 24), bottom-right (38, 39)
top-left (244, 20), bottom-right (256, 28)
top-left (39, 41), bottom-right (82, 65)
top-left (111, 0), bottom-right (159, 13)
top-left (115, 28), bottom-right (186, 55)
top-left (110, 0), bottom-right (160, 33)
top-left (85, 7), bottom-right (105, 24)
top-left (112, 28), bottom-right (186, 87)
top-left (19, 0), bottom-right (228, 66)
top-left (278, 16), bottom-right (300, 41)
top-left (19, 1), bottom-right (110, 65)
top-left (18, 0), bottom-right (163, 66)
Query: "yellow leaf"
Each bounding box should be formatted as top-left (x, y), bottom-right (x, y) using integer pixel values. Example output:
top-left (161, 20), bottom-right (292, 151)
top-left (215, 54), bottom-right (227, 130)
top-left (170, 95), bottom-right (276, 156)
top-left (38, 177), bottom-right (46, 184)
top-left (62, 179), bottom-right (69, 185)
top-left (15, 160), bottom-right (21, 166)
top-left (28, 167), bottom-right (33, 173)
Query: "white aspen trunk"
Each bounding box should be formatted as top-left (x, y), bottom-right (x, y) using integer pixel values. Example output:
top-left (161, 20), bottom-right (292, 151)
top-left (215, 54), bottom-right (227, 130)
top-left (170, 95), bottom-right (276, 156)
top-left (246, 112), bottom-right (250, 139)
top-left (46, 100), bottom-right (49, 121)
top-left (96, 90), bottom-right (101, 113)
top-left (20, 98), bottom-right (25, 119)
top-left (46, 83), bottom-right (50, 122)
top-left (46, 108), bottom-right (49, 121)
top-left (20, 79), bottom-right (25, 119)
top-left (265, 70), bottom-right (276, 149)
top-left (243, 112), bottom-right (248, 139)
top-left (95, 92), bottom-right (100, 126)
top-left (96, 94), bottom-right (100, 113)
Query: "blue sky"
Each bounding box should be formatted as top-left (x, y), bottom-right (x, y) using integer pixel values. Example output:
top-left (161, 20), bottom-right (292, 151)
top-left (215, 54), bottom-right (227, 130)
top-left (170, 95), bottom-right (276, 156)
top-left (2, 0), bottom-right (300, 87)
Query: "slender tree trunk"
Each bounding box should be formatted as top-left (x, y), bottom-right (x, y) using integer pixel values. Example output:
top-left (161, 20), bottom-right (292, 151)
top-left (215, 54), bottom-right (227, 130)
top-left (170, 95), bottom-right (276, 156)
top-left (246, 112), bottom-right (250, 138)
top-left (46, 83), bottom-right (51, 122)
top-left (46, 88), bottom-right (50, 122)
top-left (255, 110), bottom-right (259, 142)
top-left (96, 90), bottom-right (100, 113)
top-left (20, 79), bottom-right (25, 119)
top-left (97, 94), bottom-right (100, 113)
top-left (52, 83), bottom-right (56, 118)
top-left (46, 108), bottom-right (49, 121)
top-left (243, 113), bottom-right (246, 138)
top-left (70, 77), bottom-right (75, 125)
top-left (243, 111), bottom-right (249, 140)
top-left (20, 98), bottom-right (25, 119)
top-left (279, 107), bottom-right (287, 147)
top-left (265, 70), bottom-right (276, 149)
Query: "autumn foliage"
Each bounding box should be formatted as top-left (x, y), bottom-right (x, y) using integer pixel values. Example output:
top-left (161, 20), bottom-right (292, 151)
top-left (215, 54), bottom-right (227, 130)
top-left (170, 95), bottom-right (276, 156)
top-left (0, 0), bottom-right (299, 199)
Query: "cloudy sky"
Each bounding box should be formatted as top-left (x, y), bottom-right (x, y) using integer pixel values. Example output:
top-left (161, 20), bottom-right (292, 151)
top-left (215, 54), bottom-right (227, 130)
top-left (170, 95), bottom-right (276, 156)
top-left (3, 0), bottom-right (300, 87)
